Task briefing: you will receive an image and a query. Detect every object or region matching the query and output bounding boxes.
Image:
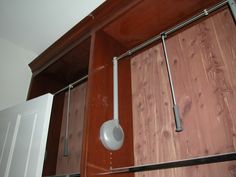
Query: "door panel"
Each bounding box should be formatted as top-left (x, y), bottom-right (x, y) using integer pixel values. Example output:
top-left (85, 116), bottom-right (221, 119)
top-left (0, 94), bottom-right (53, 177)
top-left (0, 114), bottom-right (19, 177)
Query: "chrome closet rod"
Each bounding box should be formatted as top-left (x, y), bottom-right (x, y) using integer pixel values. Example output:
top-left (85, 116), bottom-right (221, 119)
top-left (53, 75), bottom-right (88, 96)
top-left (99, 152), bottom-right (236, 175)
top-left (116, 0), bottom-right (228, 61)
top-left (53, 0), bottom-right (229, 97)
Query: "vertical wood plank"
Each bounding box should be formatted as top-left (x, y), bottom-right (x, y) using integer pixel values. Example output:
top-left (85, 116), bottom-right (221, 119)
top-left (131, 8), bottom-right (236, 177)
top-left (81, 31), bottom-right (134, 177)
top-left (131, 45), bottom-right (176, 177)
top-left (211, 8), bottom-right (236, 150)
top-left (56, 82), bottom-right (87, 174)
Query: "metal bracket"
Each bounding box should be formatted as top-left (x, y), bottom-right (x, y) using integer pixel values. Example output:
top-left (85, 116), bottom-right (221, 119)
top-left (228, 0), bottom-right (236, 22)
top-left (160, 32), bottom-right (167, 38)
top-left (203, 9), bottom-right (209, 16)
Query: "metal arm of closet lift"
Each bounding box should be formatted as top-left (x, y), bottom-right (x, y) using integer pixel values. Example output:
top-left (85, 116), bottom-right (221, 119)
top-left (42, 78), bottom-right (88, 177)
top-left (100, 0), bottom-right (236, 175)
top-left (53, 75), bottom-right (88, 157)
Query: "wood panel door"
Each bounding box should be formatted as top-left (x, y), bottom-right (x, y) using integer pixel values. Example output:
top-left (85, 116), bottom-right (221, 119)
top-left (0, 94), bottom-right (53, 177)
top-left (131, 8), bottom-right (236, 176)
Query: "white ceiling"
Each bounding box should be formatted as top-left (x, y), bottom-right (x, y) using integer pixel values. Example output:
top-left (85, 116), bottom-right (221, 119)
top-left (0, 0), bottom-right (105, 55)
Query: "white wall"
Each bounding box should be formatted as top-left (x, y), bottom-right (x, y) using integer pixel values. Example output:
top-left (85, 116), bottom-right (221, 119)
top-left (0, 38), bottom-right (37, 111)
top-left (0, 1), bottom-right (105, 111)
top-left (0, 0), bottom-right (106, 54)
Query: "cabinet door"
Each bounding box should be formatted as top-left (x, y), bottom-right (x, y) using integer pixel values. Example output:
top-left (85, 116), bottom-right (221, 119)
top-left (0, 93), bottom-right (53, 177)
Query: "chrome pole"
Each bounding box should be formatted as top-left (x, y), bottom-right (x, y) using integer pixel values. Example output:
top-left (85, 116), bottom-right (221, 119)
top-left (53, 75), bottom-right (88, 96)
top-left (63, 84), bottom-right (73, 156)
top-left (161, 34), bottom-right (183, 132)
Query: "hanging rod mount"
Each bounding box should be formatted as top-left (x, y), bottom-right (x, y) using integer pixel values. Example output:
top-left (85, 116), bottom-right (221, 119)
top-left (68, 84), bottom-right (73, 89)
top-left (160, 32), bottom-right (167, 38)
top-left (203, 9), bottom-right (209, 16)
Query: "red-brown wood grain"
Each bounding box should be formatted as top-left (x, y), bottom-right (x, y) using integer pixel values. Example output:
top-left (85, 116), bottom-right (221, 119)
top-left (26, 1), bottom-right (236, 176)
top-left (41, 38), bottom-right (91, 85)
top-left (80, 31), bottom-right (134, 177)
top-left (28, 0), bottom-right (223, 78)
top-left (103, 0), bottom-right (221, 49)
top-left (28, 0), bottom-right (140, 76)
top-left (27, 73), bottom-right (65, 100)
top-left (43, 94), bottom-right (65, 176)
top-left (131, 8), bottom-right (236, 177)
top-left (56, 82), bottom-right (87, 174)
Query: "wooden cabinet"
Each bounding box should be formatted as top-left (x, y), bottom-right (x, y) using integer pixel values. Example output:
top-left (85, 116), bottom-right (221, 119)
top-left (131, 8), bottom-right (236, 176)
top-left (28, 0), bottom-right (236, 176)
top-left (28, 37), bottom-right (91, 176)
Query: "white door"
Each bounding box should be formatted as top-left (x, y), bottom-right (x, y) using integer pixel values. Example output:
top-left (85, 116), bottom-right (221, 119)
top-left (0, 93), bottom-right (53, 177)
